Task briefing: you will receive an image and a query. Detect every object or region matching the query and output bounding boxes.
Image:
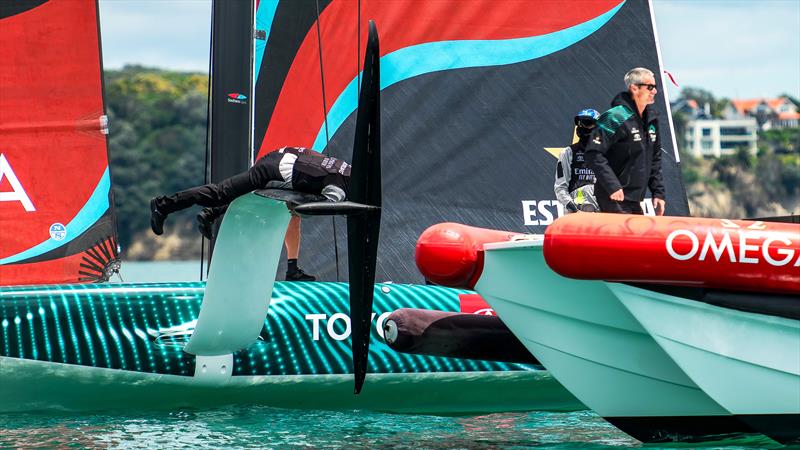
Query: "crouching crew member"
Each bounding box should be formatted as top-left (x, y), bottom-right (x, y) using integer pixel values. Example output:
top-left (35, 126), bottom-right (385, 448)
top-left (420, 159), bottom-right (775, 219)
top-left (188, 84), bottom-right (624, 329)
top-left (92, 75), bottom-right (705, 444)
top-left (150, 146), bottom-right (351, 281)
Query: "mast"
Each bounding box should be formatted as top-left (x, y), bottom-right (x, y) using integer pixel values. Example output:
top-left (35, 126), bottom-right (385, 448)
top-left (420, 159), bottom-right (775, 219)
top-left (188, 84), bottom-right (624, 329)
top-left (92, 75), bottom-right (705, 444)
top-left (205, 0), bottom-right (256, 262)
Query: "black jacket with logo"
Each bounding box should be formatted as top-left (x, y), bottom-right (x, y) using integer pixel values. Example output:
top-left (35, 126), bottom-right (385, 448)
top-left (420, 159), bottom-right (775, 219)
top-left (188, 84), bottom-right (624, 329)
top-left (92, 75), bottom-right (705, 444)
top-left (257, 147), bottom-right (351, 201)
top-left (282, 147), bottom-right (351, 196)
top-left (585, 92), bottom-right (665, 202)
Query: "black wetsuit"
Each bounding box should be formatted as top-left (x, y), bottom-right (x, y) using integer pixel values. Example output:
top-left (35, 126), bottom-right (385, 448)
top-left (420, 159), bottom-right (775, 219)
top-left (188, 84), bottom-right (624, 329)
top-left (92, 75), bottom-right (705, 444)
top-left (554, 139), bottom-right (599, 213)
top-left (155, 147), bottom-right (350, 215)
top-left (566, 142), bottom-right (594, 193)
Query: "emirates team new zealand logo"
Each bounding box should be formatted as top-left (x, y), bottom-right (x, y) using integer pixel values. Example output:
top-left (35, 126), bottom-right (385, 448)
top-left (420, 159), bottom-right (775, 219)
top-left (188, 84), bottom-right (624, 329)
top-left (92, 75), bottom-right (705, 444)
top-left (227, 93), bottom-right (248, 105)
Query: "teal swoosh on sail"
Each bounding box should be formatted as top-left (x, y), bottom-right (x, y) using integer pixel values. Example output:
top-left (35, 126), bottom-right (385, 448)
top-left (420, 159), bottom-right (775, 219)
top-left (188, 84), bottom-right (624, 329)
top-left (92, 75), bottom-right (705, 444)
top-left (0, 168), bottom-right (111, 265)
top-left (254, 0), bottom-right (279, 81)
top-left (312, 1), bottom-right (624, 151)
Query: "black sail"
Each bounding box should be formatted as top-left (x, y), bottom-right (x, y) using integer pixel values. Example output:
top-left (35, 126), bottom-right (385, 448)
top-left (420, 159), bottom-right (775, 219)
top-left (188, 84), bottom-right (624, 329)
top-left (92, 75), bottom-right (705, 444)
top-left (253, 0), bottom-right (689, 283)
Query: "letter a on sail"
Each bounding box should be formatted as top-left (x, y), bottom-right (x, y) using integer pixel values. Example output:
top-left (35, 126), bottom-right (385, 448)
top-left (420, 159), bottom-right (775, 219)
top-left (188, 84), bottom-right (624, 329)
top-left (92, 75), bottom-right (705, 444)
top-left (0, 154), bottom-right (35, 211)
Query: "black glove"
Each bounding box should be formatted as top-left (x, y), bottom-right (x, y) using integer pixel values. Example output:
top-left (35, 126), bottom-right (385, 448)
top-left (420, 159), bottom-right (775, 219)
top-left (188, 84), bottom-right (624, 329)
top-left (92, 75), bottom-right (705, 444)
top-left (566, 201), bottom-right (579, 213)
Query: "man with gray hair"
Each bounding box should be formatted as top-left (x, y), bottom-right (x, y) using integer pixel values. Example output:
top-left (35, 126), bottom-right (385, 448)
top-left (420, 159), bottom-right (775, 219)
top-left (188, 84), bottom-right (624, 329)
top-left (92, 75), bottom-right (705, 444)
top-left (585, 67), bottom-right (666, 215)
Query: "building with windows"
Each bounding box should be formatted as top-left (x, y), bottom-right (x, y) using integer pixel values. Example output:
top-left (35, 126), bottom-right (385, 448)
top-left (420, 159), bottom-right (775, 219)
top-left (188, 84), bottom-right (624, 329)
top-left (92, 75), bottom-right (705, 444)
top-left (725, 97), bottom-right (800, 130)
top-left (671, 98), bottom-right (711, 120)
top-left (685, 118), bottom-right (758, 158)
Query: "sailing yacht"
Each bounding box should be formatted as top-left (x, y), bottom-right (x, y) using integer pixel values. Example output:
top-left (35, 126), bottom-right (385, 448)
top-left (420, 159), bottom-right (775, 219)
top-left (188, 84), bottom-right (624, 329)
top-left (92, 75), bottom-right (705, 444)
top-left (0, 0), bottom-right (593, 413)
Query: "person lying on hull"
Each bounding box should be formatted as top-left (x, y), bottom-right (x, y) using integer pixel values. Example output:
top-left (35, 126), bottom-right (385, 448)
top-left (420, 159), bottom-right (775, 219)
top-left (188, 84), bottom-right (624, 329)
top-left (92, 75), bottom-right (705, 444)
top-left (586, 67), bottom-right (667, 215)
top-left (554, 108), bottom-right (601, 213)
top-left (150, 146), bottom-right (351, 281)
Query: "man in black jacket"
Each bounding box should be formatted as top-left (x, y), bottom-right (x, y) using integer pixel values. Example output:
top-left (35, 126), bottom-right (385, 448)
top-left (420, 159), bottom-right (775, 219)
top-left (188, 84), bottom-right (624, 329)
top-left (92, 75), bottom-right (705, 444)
top-left (149, 146), bottom-right (351, 281)
top-left (585, 67), bottom-right (666, 215)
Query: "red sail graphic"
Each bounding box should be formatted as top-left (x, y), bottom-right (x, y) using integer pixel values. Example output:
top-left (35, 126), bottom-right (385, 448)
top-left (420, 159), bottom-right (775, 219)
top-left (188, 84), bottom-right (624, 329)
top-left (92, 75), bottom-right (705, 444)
top-left (0, 0), bottom-right (118, 285)
top-left (257, 0), bottom-right (623, 157)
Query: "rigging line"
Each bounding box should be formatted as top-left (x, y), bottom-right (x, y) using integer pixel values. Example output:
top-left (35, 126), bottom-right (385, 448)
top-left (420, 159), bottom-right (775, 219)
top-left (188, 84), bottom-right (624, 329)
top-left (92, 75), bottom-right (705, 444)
top-left (314, 0), bottom-right (340, 281)
top-left (357, 0), bottom-right (361, 94)
top-left (200, 3), bottom-right (216, 282)
top-left (315, 0), bottom-right (330, 145)
top-left (332, 217), bottom-right (340, 281)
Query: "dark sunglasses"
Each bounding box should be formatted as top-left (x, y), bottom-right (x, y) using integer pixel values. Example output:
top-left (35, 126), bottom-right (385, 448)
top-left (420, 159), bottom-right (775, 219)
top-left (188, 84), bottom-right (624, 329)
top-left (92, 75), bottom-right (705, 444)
top-left (636, 83), bottom-right (657, 91)
top-left (577, 118), bottom-right (596, 128)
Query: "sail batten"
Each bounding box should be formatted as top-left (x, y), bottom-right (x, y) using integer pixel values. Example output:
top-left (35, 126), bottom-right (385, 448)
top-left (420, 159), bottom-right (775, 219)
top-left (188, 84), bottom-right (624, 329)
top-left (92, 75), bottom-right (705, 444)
top-left (0, 117), bottom-right (108, 134)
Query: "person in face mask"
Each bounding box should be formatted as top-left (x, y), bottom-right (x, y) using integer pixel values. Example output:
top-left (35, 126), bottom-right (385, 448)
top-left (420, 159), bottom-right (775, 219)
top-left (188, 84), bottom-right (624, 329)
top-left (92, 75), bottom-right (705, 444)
top-left (554, 108), bottom-right (600, 213)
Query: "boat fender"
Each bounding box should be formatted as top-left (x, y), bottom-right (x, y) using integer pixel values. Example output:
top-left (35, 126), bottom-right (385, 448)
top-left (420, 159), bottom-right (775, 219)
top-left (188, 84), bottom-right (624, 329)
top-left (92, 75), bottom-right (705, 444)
top-left (544, 213), bottom-right (800, 295)
top-left (383, 308), bottom-right (541, 365)
top-left (416, 223), bottom-right (523, 289)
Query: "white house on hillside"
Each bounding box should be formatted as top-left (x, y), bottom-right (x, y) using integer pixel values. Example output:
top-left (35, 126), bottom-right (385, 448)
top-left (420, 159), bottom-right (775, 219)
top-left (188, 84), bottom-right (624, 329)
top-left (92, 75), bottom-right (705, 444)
top-left (685, 118), bottom-right (758, 158)
top-left (725, 97), bottom-right (800, 130)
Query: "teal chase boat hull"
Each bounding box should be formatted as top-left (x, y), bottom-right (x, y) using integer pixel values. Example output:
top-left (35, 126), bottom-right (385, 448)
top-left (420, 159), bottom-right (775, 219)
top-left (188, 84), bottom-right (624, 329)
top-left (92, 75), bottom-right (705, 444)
top-left (612, 283), bottom-right (800, 444)
top-left (474, 240), bottom-right (753, 442)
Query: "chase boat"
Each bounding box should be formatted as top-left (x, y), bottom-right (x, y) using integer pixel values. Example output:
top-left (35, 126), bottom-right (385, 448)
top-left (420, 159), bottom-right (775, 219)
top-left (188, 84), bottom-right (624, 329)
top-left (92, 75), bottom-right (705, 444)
top-left (415, 215), bottom-right (799, 443)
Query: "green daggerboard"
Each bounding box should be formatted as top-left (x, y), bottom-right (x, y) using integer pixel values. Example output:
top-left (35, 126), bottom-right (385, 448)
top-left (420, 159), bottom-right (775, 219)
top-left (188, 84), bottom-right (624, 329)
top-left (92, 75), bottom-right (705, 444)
top-left (184, 193), bottom-right (290, 356)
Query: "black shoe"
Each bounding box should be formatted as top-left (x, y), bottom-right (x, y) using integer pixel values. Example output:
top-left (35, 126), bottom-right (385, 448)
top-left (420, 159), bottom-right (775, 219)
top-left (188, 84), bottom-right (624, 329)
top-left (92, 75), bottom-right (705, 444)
top-left (286, 268), bottom-right (316, 282)
top-left (150, 198), bottom-right (167, 235)
top-left (196, 208), bottom-right (216, 240)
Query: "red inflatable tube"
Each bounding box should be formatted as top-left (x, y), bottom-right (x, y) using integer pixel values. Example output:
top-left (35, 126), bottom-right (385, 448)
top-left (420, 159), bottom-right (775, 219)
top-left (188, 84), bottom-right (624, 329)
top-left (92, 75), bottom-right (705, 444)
top-left (416, 223), bottom-right (522, 289)
top-left (544, 213), bottom-right (800, 295)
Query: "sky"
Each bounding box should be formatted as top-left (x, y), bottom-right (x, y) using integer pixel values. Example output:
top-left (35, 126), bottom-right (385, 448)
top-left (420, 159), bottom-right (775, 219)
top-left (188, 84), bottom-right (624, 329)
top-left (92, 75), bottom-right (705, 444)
top-left (98, 0), bottom-right (800, 100)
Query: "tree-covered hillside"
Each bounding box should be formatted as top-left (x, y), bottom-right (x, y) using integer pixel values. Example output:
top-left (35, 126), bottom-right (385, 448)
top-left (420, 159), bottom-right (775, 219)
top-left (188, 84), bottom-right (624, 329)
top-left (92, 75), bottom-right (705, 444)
top-left (675, 87), bottom-right (799, 218)
top-left (105, 66), bottom-right (209, 259)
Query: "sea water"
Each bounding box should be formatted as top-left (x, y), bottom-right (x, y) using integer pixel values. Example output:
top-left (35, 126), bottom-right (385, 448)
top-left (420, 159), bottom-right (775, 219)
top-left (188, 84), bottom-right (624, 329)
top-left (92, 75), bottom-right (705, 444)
top-left (0, 262), bottom-right (780, 448)
top-left (0, 408), bottom-right (778, 449)
top-left (116, 260), bottom-right (206, 283)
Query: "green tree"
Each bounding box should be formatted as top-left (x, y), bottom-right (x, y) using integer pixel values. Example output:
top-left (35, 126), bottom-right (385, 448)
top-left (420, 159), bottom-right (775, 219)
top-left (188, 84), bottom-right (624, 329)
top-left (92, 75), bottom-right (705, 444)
top-left (105, 66), bottom-right (209, 258)
top-left (680, 86), bottom-right (729, 118)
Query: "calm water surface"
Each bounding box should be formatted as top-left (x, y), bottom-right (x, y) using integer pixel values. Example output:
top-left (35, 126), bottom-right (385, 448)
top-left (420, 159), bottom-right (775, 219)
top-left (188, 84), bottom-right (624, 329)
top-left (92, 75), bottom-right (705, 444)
top-left (1, 262), bottom-right (777, 448)
top-left (0, 408), bottom-right (779, 449)
top-left (117, 260), bottom-right (205, 283)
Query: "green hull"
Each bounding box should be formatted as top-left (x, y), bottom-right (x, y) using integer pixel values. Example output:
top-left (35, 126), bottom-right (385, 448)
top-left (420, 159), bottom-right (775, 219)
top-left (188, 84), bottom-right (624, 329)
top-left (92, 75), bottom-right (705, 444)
top-left (613, 283), bottom-right (799, 440)
top-left (0, 356), bottom-right (574, 414)
top-left (0, 281), bottom-right (581, 413)
top-left (475, 240), bottom-right (729, 418)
